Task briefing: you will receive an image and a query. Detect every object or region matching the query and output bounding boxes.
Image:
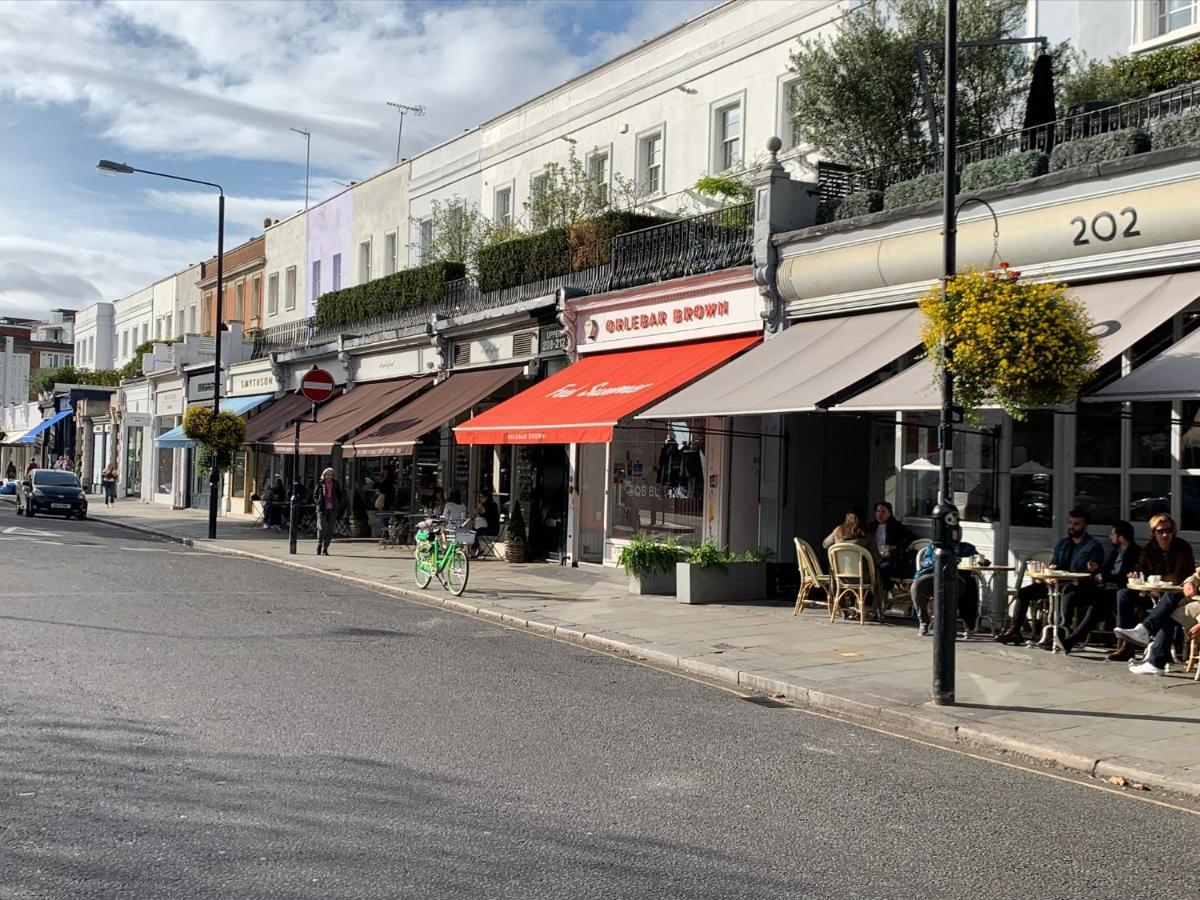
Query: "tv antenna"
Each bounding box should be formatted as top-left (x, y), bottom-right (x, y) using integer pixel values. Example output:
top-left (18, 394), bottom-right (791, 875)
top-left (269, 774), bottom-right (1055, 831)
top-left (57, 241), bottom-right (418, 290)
top-left (386, 102), bottom-right (425, 165)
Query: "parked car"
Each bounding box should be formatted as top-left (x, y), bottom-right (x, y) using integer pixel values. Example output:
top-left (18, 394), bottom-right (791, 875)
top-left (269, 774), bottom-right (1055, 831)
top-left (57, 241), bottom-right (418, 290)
top-left (16, 469), bottom-right (88, 519)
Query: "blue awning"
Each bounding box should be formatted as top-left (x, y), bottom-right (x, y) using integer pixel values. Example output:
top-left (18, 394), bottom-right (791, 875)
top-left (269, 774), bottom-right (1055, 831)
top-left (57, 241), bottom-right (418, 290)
top-left (15, 407), bottom-right (74, 444)
top-left (154, 394), bottom-right (274, 449)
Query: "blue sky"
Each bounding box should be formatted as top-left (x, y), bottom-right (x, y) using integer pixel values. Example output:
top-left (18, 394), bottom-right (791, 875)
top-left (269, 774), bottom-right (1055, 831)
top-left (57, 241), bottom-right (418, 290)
top-left (0, 0), bottom-right (715, 320)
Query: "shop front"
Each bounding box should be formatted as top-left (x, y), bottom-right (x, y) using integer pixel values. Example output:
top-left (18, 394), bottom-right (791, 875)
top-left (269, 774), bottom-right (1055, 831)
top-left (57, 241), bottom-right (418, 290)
top-left (225, 359), bottom-right (286, 513)
top-left (120, 379), bottom-right (152, 499)
top-left (149, 374), bottom-right (185, 507)
top-left (455, 269), bottom-right (764, 565)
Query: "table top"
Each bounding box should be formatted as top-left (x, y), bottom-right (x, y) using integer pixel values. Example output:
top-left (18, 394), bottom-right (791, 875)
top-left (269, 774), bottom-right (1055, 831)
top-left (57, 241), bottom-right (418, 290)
top-left (1027, 569), bottom-right (1092, 581)
top-left (1125, 580), bottom-right (1185, 593)
top-left (959, 563), bottom-right (1015, 572)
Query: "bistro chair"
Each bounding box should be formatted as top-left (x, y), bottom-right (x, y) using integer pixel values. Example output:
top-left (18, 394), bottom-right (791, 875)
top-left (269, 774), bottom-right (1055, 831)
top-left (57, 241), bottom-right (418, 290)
top-left (827, 542), bottom-right (878, 627)
top-left (793, 537), bottom-right (830, 615)
top-left (1008, 549), bottom-right (1055, 634)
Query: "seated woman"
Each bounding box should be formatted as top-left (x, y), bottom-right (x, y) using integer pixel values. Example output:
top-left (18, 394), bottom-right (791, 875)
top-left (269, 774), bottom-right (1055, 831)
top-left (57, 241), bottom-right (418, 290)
top-left (866, 501), bottom-right (916, 588)
top-left (1110, 513), bottom-right (1195, 661)
top-left (470, 489), bottom-right (501, 557)
top-left (441, 489), bottom-right (468, 525)
top-left (822, 505), bottom-right (880, 562)
top-left (910, 537), bottom-right (981, 637)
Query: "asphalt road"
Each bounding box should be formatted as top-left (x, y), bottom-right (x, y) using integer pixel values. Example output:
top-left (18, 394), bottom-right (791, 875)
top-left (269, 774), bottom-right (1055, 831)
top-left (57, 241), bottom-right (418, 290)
top-left (1, 514), bottom-right (1197, 899)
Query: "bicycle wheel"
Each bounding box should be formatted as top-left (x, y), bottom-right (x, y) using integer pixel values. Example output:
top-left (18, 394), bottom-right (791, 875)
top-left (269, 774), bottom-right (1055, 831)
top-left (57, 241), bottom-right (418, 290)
top-left (444, 544), bottom-right (469, 596)
top-left (414, 545), bottom-right (434, 589)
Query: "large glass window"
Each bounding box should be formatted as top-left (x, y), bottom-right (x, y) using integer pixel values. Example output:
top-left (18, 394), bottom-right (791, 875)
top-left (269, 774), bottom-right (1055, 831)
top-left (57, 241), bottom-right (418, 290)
top-left (1077, 401), bottom-right (1122, 468)
top-left (125, 428), bottom-right (143, 496)
top-left (609, 421), bottom-right (705, 545)
top-left (1131, 402), bottom-right (1172, 469)
top-left (155, 421), bottom-right (175, 495)
top-left (1011, 411), bottom-right (1054, 528)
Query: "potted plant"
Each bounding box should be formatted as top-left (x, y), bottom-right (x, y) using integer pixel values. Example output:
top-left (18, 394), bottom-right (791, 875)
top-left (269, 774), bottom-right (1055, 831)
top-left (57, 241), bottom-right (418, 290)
top-left (504, 496), bottom-right (529, 563)
top-left (616, 533), bottom-right (684, 595)
top-left (675, 542), bottom-right (772, 604)
top-left (349, 491), bottom-right (371, 538)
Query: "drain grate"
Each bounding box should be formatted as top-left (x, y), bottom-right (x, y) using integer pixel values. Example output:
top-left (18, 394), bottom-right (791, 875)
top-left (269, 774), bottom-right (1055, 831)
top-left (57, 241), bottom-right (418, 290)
top-left (741, 695), bottom-right (790, 709)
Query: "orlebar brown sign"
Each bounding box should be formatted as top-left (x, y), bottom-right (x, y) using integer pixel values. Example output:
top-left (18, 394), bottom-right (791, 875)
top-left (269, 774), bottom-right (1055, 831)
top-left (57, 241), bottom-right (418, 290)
top-left (577, 285), bottom-right (759, 352)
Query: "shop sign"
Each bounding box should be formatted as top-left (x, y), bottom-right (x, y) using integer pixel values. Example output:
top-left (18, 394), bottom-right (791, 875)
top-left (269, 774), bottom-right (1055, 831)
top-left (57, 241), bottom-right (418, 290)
top-left (577, 285), bottom-right (760, 351)
top-left (154, 388), bottom-right (183, 417)
top-left (539, 324), bottom-right (568, 355)
top-left (355, 348), bottom-right (424, 383)
top-left (125, 412), bottom-right (151, 428)
top-left (230, 369), bottom-right (279, 396)
top-left (187, 373), bottom-right (217, 403)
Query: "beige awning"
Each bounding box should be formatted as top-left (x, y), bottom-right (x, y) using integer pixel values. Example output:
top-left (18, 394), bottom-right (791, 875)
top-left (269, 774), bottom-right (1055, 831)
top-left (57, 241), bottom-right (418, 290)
top-left (834, 271), bottom-right (1200, 412)
top-left (637, 307), bottom-right (922, 419)
top-left (1092, 324), bottom-right (1200, 402)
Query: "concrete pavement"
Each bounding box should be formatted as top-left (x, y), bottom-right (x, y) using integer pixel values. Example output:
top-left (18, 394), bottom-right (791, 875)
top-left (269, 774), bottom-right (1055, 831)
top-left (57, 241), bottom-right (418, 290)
top-left (68, 498), bottom-right (1200, 800)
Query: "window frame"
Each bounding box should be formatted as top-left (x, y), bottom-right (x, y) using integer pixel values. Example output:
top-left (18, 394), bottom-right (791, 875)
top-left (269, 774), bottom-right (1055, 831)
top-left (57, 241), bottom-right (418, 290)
top-left (359, 239), bottom-right (372, 284)
top-left (709, 91), bottom-right (745, 173)
top-left (417, 218), bottom-right (434, 264)
top-left (636, 124), bottom-right (666, 197)
top-left (493, 183), bottom-right (514, 229)
top-left (285, 266), bottom-right (297, 310)
top-left (331, 253), bottom-right (342, 292)
top-left (311, 259), bottom-right (321, 302)
top-left (233, 279), bottom-right (245, 321)
top-left (384, 231), bottom-right (398, 275)
top-left (776, 73), bottom-right (804, 152)
top-left (585, 146), bottom-right (612, 207)
top-left (267, 272), bottom-right (279, 316)
top-left (529, 170), bottom-right (550, 230)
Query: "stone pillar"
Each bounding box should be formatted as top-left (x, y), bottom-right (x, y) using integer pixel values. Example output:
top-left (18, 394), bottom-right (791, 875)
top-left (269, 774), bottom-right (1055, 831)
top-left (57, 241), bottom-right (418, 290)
top-left (77, 415), bottom-right (93, 491)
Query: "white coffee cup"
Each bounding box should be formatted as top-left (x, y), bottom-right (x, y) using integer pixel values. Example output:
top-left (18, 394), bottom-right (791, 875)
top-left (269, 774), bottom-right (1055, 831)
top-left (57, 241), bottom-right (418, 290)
top-left (1147, 574), bottom-right (1162, 585)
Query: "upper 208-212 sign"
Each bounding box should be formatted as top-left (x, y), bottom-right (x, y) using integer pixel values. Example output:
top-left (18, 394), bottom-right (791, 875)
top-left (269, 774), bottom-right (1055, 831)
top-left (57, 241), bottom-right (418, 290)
top-left (1071, 207), bottom-right (1140, 246)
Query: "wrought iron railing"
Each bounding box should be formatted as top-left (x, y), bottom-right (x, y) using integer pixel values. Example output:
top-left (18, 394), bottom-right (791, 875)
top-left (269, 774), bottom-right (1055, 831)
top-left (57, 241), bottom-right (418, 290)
top-left (248, 202), bottom-right (755, 359)
top-left (818, 80), bottom-right (1200, 203)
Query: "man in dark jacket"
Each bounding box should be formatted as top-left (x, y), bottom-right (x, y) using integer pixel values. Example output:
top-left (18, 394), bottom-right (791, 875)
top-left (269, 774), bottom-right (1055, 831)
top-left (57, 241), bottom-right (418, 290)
top-left (866, 501), bottom-right (917, 587)
top-left (1060, 520), bottom-right (1139, 654)
top-left (312, 467), bottom-right (345, 556)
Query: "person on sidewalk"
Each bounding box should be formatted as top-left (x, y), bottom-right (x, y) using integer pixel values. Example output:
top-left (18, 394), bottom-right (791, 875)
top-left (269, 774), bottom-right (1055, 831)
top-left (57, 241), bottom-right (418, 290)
top-left (441, 489), bottom-right (467, 525)
top-left (1109, 513), bottom-right (1195, 662)
top-left (4, 461), bottom-right (16, 482)
top-left (312, 468), bottom-right (344, 557)
top-left (100, 461), bottom-right (119, 507)
top-left (910, 537), bottom-right (981, 637)
top-left (995, 508), bottom-right (1104, 646)
top-left (1060, 520), bottom-right (1140, 654)
top-left (1118, 583), bottom-right (1200, 676)
top-left (867, 501), bottom-right (916, 589)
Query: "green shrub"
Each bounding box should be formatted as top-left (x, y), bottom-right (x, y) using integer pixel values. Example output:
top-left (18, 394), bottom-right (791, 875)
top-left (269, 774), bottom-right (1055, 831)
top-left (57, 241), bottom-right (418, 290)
top-left (1063, 43), bottom-right (1200, 109)
top-left (616, 533), bottom-right (685, 577)
top-left (476, 228), bottom-right (571, 293)
top-left (569, 211), bottom-right (668, 268)
top-left (815, 199), bottom-right (841, 225)
top-left (883, 173), bottom-right (953, 210)
top-left (1151, 109), bottom-right (1200, 150)
top-left (833, 190), bottom-right (884, 220)
top-left (1049, 127), bottom-right (1151, 172)
top-left (30, 366), bottom-right (121, 396)
top-left (313, 259), bottom-right (465, 328)
top-left (960, 151), bottom-right (1050, 191)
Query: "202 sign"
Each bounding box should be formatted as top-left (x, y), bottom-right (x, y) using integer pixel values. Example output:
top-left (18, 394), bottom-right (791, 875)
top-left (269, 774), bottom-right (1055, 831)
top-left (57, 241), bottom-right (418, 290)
top-left (1070, 207), bottom-right (1140, 246)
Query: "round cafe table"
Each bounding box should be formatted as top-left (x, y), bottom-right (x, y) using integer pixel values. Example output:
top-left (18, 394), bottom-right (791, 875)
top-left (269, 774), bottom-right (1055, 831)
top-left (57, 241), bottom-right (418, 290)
top-left (1123, 580), bottom-right (1185, 597)
top-left (1026, 569), bottom-right (1093, 653)
top-left (958, 562), bottom-right (1015, 635)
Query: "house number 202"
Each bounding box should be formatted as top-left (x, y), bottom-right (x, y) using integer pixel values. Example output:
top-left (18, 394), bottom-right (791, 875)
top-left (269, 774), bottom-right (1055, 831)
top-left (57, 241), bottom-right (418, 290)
top-left (1071, 207), bottom-right (1140, 246)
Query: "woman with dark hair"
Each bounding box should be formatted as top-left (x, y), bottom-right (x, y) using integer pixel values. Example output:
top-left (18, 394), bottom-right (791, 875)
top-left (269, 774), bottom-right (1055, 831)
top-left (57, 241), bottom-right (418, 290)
top-left (866, 500), bottom-right (916, 588)
top-left (1060, 520), bottom-right (1140, 654)
top-left (822, 505), bottom-right (880, 563)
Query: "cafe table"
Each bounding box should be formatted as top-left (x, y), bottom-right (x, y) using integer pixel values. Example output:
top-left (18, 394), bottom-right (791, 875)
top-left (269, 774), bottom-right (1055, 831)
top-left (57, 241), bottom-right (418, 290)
top-left (1026, 569), bottom-right (1093, 653)
top-left (958, 561), bottom-right (1015, 635)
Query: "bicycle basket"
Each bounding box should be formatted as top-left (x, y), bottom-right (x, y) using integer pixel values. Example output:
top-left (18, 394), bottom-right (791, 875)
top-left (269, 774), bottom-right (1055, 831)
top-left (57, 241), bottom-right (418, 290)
top-left (454, 528), bottom-right (476, 545)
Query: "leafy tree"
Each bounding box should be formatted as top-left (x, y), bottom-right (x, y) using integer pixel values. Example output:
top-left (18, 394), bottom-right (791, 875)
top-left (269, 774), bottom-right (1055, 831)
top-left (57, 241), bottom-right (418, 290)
top-left (30, 366), bottom-right (121, 396)
top-left (523, 147), bottom-right (609, 232)
top-left (411, 197), bottom-right (492, 276)
top-left (120, 337), bottom-right (180, 380)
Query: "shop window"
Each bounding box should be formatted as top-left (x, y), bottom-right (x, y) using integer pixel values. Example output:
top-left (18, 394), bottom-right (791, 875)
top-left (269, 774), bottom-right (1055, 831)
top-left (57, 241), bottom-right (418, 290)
top-left (1011, 410), bottom-right (1055, 528)
top-left (125, 428), bottom-right (143, 496)
top-left (608, 421), bottom-right (705, 546)
top-left (1131, 401), bottom-right (1172, 469)
top-left (155, 423), bottom-right (175, 495)
top-left (1074, 472), bottom-right (1121, 530)
top-left (1077, 401), bottom-right (1122, 468)
top-left (1129, 473), bottom-right (1171, 523)
top-left (1181, 475), bottom-right (1200, 531)
top-left (232, 451), bottom-right (247, 499)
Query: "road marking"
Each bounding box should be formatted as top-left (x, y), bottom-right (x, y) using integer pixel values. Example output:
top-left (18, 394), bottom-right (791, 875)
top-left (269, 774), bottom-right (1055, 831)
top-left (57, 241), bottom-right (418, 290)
top-left (119, 547), bottom-right (204, 555)
top-left (1, 525), bottom-right (61, 537)
top-left (0, 535), bottom-right (63, 546)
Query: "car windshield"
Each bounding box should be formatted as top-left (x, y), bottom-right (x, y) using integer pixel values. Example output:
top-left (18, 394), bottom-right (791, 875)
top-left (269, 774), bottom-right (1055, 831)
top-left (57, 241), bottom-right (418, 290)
top-left (33, 471), bottom-right (80, 487)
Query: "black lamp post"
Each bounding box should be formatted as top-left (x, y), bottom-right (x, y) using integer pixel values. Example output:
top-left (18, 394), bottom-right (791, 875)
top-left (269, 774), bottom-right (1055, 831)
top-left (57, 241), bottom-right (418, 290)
top-left (97, 159), bottom-right (225, 540)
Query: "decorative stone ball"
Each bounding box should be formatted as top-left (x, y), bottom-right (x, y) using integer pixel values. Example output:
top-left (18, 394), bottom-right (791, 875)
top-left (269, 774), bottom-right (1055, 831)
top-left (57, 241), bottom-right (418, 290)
top-left (766, 136), bottom-right (783, 154)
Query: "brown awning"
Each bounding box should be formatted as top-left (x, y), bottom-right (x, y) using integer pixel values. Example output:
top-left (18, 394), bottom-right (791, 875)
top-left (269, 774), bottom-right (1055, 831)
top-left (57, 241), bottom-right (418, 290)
top-left (267, 376), bottom-right (433, 455)
top-left (242, 393), bottom-right (314, 445)
top-left (347, 366), bottom-right (524, 457)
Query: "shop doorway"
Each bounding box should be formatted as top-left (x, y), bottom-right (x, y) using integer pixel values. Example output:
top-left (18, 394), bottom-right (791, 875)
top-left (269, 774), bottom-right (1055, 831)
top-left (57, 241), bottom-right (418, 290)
top-left (530, 445), bottom-right (569, 561)
top-left (578, 443), bottom-right (606, 563)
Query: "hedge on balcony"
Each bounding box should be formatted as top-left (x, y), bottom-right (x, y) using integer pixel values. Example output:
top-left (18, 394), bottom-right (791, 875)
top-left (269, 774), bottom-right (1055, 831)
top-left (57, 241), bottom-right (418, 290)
top-left (476, 228), bottom-right (571, 294)
top-left (1152, 109), bottom-right (1200, 151)
top-left (884, 173), bottom-right (954, 210)
top-left (313, 260), bottom-right (466, 328)
top-left (833, 190), bottom-right (884, 221)
top-left (1049, 127), bottom-right (1151, 172)
top-left (569, 211), bottom-right (670, 268)
top-left (960, 151), bottom-right (1049, 192)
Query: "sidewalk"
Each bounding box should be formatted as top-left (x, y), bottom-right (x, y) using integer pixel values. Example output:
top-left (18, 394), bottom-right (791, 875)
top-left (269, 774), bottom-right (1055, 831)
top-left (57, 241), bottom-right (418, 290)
top-left (61, 500), bottom-right (1200, 799)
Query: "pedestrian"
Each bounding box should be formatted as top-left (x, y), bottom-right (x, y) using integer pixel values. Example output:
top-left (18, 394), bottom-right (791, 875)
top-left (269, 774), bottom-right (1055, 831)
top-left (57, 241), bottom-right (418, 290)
top-left (4, 460), bottom-right (16, 482)
top-left (312, 467), bottom-right (344, 556)
top-left (101, 461), bottom-right (119, 507)
top-left (24, 459), bottom-right (38, 477)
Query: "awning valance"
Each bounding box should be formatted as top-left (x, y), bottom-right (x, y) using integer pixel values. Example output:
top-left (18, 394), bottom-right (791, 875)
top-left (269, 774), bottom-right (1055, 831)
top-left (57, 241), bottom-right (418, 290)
top-left (638, 307), bottom-right (922, 419)
top-left (347, 366), bottom-right (523, 458)
top-left (266, 376), bottom-right (433, 455)
top-left (1092, 323), bottom-right (1200, 402)
top-left (834, 271), bottom-right (1200, 412)
top-left (454, 335), bottom-right (759, 445)
top-left (242, 393), bottom-right (314, 445)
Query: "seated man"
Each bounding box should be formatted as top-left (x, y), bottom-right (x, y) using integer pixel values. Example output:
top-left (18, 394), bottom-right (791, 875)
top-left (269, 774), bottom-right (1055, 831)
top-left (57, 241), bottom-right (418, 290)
top-left (995, 508), bottom-right (1104, 647)
top-left (910, 534), bottom-right (980, 637)
top-left (1110, 513), bottom-right (1195, 662)
top-left (1118, 583), bottom-right (1200, 676)
top-left (1060, 520), bottom-right (1140, 654)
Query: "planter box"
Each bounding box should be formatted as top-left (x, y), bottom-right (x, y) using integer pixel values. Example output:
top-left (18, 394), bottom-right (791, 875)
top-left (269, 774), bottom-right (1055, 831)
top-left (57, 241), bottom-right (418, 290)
top-left (675, 561), bottom-right (768, 604)
top-left (628, 568), bottom-right (677, 595)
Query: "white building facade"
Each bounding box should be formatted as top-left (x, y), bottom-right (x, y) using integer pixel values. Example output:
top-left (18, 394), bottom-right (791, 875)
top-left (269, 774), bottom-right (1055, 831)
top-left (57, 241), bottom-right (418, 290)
top-left (113, 286), bottom-right (154, 369)
top-left (74, 302), bottom-right (115, 370)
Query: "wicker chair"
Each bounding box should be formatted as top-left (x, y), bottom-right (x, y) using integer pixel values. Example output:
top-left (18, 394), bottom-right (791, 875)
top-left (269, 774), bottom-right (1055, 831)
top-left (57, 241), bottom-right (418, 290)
top-left (1008, 549), bottom-right (1055, 634)
top-left (793, 537), bottom-right (830, 615)
top-left (827, 542), bottom-right (879, 627)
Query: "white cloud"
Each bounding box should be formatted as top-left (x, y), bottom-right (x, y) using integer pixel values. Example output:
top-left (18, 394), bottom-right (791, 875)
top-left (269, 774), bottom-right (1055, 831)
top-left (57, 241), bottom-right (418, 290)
top-left (144, 188), bottom-right (305, 232)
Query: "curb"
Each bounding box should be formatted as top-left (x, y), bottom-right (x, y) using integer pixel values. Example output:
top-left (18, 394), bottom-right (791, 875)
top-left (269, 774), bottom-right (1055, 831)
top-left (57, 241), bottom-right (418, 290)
top-left (92, 513), bottom-right (1200, 803)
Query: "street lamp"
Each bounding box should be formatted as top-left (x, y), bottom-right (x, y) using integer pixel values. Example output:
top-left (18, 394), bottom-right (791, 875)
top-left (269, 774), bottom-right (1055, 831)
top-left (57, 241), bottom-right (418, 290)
top-left (97, 159), bottom-right (225, 540)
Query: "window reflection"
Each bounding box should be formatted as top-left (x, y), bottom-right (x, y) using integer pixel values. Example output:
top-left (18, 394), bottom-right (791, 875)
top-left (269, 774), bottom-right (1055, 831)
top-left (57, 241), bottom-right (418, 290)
top-left (1011, 411), bottom-right (1054, 528)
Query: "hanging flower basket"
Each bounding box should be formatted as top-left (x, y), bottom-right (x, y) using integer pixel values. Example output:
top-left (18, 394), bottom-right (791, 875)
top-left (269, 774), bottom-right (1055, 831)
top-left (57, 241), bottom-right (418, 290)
top-left (183, 405), bottom-right (247, 474)
top-left (918, 266), bottom-right (1100, 421)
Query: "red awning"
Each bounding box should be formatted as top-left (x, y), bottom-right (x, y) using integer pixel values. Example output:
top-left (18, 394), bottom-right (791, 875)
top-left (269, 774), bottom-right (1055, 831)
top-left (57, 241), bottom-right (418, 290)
top-left (454, 335), bottom-right (759, 445)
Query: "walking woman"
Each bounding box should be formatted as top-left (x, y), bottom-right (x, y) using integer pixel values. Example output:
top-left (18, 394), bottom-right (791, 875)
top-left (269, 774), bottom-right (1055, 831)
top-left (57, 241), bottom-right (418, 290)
top-left (312, 467), bottom-right (345, 556)
top-left (101, 461), bottom-right (119, 507)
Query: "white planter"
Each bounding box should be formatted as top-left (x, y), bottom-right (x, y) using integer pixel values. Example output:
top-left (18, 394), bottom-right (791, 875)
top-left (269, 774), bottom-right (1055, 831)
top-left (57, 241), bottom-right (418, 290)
top-left (676, 561), bottom-right (768, 604)
top-left (628, 568), bottom-right (677, 595)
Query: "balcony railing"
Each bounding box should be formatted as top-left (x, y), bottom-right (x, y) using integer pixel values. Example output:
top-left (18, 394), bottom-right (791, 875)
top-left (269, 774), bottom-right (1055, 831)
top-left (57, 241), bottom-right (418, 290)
top-left (248, 202), bottom-right (754, 359)
top-left (818, 80), bottom-right (1200, 204)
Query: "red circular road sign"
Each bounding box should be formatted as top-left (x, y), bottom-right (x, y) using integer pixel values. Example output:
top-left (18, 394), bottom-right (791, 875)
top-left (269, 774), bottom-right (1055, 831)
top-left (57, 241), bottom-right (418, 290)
top-left (299, 367), bottom-right (336, 403)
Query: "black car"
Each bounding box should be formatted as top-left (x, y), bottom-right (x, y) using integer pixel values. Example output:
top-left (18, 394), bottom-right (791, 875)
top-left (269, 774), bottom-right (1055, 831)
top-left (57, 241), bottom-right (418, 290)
top-left (17, 469), bottom-right (88, 519)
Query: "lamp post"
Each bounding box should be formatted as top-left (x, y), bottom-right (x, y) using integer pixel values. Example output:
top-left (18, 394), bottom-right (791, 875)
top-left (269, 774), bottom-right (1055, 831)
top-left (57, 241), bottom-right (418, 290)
top-left (97, 159), bottom-right (225, 540)
top-left (932, 0), bottom-right (959, 705)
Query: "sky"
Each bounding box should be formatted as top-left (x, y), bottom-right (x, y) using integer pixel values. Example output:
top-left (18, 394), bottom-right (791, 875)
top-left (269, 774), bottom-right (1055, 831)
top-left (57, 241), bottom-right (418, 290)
top-left (0, 0), bottom-right (716, 321)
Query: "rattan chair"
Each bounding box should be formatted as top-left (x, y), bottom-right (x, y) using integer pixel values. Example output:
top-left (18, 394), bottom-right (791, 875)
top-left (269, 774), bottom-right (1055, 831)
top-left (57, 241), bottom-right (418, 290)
top-left (793, 537), bottom-right (830, 615)
top-left (827, 542), bottom-right (878, 627)
top-left (1008, 549), bottom-right (1055, 633)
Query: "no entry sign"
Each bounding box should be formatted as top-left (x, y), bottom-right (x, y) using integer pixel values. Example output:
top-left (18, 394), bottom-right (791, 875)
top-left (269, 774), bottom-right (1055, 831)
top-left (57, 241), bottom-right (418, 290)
top-left (300, 367), bottom-right (336, 403)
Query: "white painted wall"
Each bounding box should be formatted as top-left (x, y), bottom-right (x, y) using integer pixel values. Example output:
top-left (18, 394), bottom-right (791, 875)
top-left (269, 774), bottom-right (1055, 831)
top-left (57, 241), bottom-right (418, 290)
top-left (151, 273), bottom-right (177, 342)
top-left (263, 210), bottom-right (308, 327)
top-left (114, 286), bottom-right (154, 368)
top-left (175, 263), bottom-right (203, 336)
top-left (349, 164), bottom-right (408, 284)
top-left (73, 302), bottom-right (115, 370)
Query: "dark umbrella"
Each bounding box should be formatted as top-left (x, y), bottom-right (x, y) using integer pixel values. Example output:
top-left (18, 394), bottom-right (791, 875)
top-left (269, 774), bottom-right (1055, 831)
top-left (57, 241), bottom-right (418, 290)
top-left (1022, 53), bottom-right (1057, 151)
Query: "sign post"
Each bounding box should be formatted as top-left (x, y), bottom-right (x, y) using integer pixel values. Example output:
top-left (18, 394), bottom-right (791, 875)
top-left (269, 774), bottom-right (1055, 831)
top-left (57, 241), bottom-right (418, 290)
top-left (288, 367), bottom-right (335, 555)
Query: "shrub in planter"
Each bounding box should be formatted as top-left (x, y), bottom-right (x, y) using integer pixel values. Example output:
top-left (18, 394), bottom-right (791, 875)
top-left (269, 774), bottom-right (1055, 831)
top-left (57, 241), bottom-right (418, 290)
top-left (675, 542), bottom-right (773, 604)
top-left (1049, 127), bottom-right (1150, 172)
top-left (504, 496), bottom-right (529, 563)
top-left (476, 228), bottom-right (571, 293)
top-left (884, 173), bottom-right (953, 210)
top-left (961, 151), bottom-right (1049, 192)
top-left (313, 260), bottom-right (465, 328)
top-left (919, 264), bottom-right (1100, 421)
top-left (617, 533), bottom-right (685, 595)
top-left (1151, 109), bottom-right (1200, 151)
top-left (569, 211), bottom-right (670, 268)
top-left (833, 190), bottom-right (884, 221)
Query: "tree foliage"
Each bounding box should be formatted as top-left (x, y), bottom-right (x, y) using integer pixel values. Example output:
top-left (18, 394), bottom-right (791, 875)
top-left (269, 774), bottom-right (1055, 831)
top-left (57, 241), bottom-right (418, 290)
top-left (411, 197), bottom-right (493, 277)
top-left (30, 366), bottom-right (121, 396)
top-left (524, 147), bottom-right (610, 232)
top-left (788, 0), bottom-right (1070, 169)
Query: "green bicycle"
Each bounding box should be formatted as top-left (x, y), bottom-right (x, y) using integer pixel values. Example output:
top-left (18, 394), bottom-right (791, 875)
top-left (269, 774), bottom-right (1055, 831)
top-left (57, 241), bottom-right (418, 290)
top-left (413, 516), bottom-right (470, 596)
